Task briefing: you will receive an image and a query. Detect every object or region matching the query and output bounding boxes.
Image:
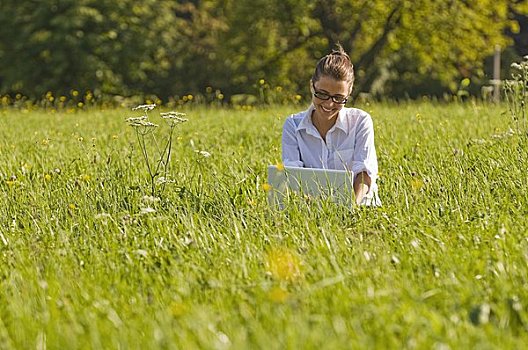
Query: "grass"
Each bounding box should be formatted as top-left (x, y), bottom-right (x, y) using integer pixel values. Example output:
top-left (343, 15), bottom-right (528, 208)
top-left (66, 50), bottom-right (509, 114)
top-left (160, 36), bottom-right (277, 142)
top-left (0, 101), bottom-right (527, 349)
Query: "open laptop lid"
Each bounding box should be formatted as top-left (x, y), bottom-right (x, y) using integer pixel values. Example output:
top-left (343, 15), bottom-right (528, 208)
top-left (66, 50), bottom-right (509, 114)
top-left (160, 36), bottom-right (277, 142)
top-left (267, 165), bottom-right (355, 207)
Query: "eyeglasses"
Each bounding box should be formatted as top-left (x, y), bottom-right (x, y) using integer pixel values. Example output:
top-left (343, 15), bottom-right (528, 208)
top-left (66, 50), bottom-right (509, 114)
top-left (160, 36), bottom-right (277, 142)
top-left (312, 83), bottom-right (348, 104)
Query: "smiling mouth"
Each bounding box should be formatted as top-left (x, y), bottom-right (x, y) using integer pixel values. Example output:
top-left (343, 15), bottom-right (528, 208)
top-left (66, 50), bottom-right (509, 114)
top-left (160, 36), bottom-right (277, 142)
top-left (321, 106), bottom-right (334, 112)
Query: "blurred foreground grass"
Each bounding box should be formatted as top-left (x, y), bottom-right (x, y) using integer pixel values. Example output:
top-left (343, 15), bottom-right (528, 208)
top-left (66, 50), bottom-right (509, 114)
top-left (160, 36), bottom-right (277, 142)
top-left (0, 102), bottom-right (527, 349)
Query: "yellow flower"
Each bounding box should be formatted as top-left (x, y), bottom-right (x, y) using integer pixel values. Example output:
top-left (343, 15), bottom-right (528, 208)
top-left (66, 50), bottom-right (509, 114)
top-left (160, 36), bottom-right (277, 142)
top-left (77, 102), bottom-right (84, 108)
top-left (268, 286), bottom-right (289, 303)
top-left (294, 94), bottom-right (302, 101)
top-left (276, 162), bottom-right (285, 172)
top-left (44, 174), bottom-right (52, 181)
top-left (170, 302), bottom-right (187, 317)
top-left (69, 204), bottom-right (76, 210)
top-left (266, 248), bottom-right (302, 281)
top-left (411, 178), bottom-right (424, 191)
top-left (259, 79), bottom-right (265, 85)
top-left (262, 183), bottom-right (272, 192)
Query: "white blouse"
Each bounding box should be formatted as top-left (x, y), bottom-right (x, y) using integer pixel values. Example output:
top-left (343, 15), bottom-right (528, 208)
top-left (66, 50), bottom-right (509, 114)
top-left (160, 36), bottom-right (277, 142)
top-left (281, 105), bottom-right (381, 205)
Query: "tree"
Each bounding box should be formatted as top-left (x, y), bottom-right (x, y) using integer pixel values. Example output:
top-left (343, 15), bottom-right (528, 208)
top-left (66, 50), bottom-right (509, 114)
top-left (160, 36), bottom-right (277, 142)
top-left (216, 0), bottom-right (525, 99)
top-left (508, 1), bottom-right (528, 57)
top-left (0, 0), bottom-right (526, 100)
top-left (0, 0), bottom-right (180, 97)
top-left (313, 0), bottom-right (524, 97)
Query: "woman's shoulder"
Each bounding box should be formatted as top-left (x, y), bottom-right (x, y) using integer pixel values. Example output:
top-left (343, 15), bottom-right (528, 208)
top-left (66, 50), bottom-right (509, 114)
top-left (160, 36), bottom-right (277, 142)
top-left (288, 107), bottom-right (311, 119)
top-left (284, 107), bottom-right (311, 127)
top-left (342, 107), bottom-right (373, 124)
top-left (343, 107), bottom-right (371, 118)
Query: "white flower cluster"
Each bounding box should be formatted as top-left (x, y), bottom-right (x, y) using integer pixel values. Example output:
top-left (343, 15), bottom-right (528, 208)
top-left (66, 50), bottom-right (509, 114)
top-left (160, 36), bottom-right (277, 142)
top-left (125, 115), bottom-right (159, 128)
top-left (132, 104), bottom-right (156, 111)
top-left (510, 55), bottom-right (528, 75)
top-left (160, 111), bottom-right (188, 126)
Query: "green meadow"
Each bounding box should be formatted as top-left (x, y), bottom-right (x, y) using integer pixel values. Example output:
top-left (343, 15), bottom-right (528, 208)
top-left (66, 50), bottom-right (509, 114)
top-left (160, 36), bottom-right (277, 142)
top-left (1, 102), bottom-right (527, 349)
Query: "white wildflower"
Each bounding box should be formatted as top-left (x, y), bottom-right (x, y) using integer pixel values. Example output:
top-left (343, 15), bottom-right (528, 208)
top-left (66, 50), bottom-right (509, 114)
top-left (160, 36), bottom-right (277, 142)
top-left (128, 121), bottom-right (159, 128)
top-left (135, 249), bottom-right (148, 257)
top-left (160, 111), bottom-right (187, 121)
top-left (132, 104), bottom-right (156, 111)
top-left (492, 128), bottom-right (515, 139)
top-left (470, 138), bottom-right (487, 145)
top-left (95, 213), bottom-right (112, 220)
top-left (217, 332), bottom-right (231, 346)
top-left (161, 112), bottom-right (188, 126)
top-left (95, 213), bottom-right (112, 225)
top-left (125, 115), bottom-right (147, 124)
top-left (140, 207), bottom-right (156, 215)
top-left (196, 150), bottom-right (211, 158)
top-left (141, 195), bottom-right (161, 203)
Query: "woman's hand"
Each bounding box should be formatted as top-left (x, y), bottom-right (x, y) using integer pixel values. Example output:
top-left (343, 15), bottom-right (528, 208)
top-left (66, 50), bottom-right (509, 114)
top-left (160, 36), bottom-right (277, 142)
top-left (354, 171), bottom-right (371, 205)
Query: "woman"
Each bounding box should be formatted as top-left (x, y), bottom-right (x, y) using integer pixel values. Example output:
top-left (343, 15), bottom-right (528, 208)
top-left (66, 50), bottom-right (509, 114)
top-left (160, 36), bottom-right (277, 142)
top-left (281, 45), bottom-right (381, 206)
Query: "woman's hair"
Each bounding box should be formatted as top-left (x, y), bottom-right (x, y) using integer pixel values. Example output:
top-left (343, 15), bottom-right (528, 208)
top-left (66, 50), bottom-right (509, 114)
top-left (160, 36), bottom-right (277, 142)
top-left (311, 44), bottom-right (354, 87)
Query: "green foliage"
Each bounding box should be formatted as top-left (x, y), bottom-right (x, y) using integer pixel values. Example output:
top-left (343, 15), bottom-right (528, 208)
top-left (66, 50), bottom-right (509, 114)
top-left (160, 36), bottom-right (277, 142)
top-left (0, 0), bottom-right (180, 96)
top-left (0, 0), bottom-right (526, 100)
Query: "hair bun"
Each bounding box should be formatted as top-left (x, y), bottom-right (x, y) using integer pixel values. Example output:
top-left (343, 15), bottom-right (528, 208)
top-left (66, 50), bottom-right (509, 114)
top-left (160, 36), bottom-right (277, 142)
top-left (330, 43), bottom-right (349, 58)
top-left (312, 42), bottom-right (354, 86)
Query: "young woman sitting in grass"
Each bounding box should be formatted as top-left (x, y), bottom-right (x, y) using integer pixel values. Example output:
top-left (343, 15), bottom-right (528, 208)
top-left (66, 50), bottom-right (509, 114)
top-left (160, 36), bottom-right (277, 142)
top-left (281, 44), bottom-right (381, 206)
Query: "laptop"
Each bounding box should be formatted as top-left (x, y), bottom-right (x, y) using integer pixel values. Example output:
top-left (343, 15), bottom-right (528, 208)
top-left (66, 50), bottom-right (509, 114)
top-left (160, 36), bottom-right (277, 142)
top-left (267, 165), bottom-right (355, 208)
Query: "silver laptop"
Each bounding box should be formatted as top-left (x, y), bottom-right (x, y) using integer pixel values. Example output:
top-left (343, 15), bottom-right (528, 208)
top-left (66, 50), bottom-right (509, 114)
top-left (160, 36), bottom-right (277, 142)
top-left (267, 165), bottom-right (355, 208)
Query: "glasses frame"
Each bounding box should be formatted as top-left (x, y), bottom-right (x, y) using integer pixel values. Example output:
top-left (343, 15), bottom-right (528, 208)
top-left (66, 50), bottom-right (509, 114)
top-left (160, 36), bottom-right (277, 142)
top-left (311, 82), bottom-right (349, 105)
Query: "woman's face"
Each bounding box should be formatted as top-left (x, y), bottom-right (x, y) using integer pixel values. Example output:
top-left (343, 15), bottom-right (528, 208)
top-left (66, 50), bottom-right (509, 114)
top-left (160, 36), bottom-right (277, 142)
top-left (311, 75), bottom-right (351, 120)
